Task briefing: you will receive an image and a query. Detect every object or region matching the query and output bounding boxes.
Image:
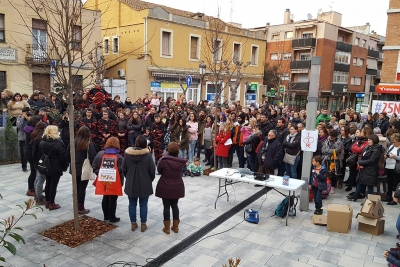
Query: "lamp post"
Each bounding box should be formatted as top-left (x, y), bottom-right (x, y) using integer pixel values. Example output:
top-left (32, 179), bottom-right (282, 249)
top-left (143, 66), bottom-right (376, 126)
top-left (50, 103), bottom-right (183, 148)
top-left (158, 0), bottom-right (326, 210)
top-left (199, 60), bottom-right (206, 100)
top-left (342, 85), bottom-right (348, 110)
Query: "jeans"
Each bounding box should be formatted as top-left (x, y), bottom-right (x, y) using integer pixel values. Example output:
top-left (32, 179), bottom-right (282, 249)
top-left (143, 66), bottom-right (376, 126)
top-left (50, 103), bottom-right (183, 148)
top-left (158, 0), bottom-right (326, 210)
top-left (44, 174), bottom-right (61, 204)
top-left (162, 198), bottom-right (179, 221)
top-left (396, 214), bottom-right (400, 235)
top-left (188, 140), bottom-right (197, 163)
top-left (102, 195), bottom-right (119, 220)
top-left (246, 154), bottom-right (255, 172)
top-left (312, 186), bottom-right (323, 210)
top-left (217, 156), bottom-right (228, 170)
top-left (179, 149), bottom-right (187, 159)
top-left (35, 170), bottom-right (46, 199)
top-left (278, 160), bottom-right (286, 176)
top-left (128, 196), bottom-right (149, 223)
top-left (285, 155), bottom-right (300, 179)
top-left (76, 175), bottom-right (89, 204)
top-left (129, 137), bottom-right (137, 147)
top-left (354, 183), bottom-right (374, 198)
top-left (19, 140), bottom-right (27, 169)
top-left (235, 145), bottom-right (245, 168)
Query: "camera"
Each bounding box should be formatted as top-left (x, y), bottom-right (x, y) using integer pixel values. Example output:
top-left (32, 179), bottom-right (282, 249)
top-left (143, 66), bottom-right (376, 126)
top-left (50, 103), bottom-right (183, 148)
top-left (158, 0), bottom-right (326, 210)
top-left (63, 116), bottom-right (68, 121)
top-left (22, 107), bottom-right (32, 117)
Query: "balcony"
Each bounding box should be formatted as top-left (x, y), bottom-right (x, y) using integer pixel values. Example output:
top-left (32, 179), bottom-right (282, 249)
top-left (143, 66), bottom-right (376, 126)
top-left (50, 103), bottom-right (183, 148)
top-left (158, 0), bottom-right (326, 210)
top-left (376, 70), bottom-right (381, 78)
top-left (333, 62), bottom-right (350, 72)
top-left (366, 68), bottom-right (378, 76)
top-left (368, 49), bottom-right (379, 58)
top-left (292, 38), bottom-right (316, 49)
top-left (336, 42), bottom-right (352, 53)
top-left (378, 52), bottom-right (384, 62)
top-left (370, 85), bottom-right (376, 93)
top-left (25, 44), bottom-right (56, 65)
top-left (290, 60), bottom-right (311, 70)
top-left (332, 83), bottom-right (348, 92)
top-left (290, 82), bottom-right (309, 91)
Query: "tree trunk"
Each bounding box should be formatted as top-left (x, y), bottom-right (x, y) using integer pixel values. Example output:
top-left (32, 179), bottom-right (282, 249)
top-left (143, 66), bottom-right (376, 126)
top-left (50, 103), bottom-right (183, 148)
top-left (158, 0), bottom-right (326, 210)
top-left (68, 96), bottom-right (80, 231)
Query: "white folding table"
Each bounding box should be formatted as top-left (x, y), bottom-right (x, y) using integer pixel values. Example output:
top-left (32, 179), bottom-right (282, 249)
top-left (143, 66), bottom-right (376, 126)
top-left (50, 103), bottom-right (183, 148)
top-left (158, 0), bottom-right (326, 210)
top-left (210, 168), bottom-right (305, 226)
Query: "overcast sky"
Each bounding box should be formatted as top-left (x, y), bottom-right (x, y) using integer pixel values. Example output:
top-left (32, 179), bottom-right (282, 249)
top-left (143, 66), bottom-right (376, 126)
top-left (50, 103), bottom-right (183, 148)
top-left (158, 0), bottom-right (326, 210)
top-left (147, 0), bottom-right (389, 35)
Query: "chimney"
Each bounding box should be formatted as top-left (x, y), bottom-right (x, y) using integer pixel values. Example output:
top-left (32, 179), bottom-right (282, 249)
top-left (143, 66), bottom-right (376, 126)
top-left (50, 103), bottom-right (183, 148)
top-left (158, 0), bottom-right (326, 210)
top-left (284, 9), bottom-right (290, 24)
top-left (266, 22), bottom-right (270, 26)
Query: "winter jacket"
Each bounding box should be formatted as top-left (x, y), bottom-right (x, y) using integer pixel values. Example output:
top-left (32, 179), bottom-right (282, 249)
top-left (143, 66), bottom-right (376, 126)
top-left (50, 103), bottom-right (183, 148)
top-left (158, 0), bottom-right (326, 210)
top-left (24, 125), bottom-right (35, 163)
top-left (387, 249), bottom-right (400, 267)
top-left (376, 117), bottom-right (390, 136)
top-left (155, 154), bottom-right (187, 199)
top-left (257, 137), bottom-right (283, 170)
top-left (123, 147), bottom-right (155, 197)
top-left (16, 116), bottom-right (27, 141)
top-left (126, 119), bottom-right (143, 140)
top-left (309, 165), bottom-right (328, 191)
top-left (187, 121), bottom-right (198, 140)
top-left (171, 126), bottom-right (189, 150)
top-left (358, 144), bottom-right (382, 186)
top-left (92, 148), bottom-right (124, 186)
top-left (259, 120), bottom-right (274, 140)
top-left (215, 130), bottom-right (231, 157)
top-left (274, 126), bottom-right (289, 144)
top-left (187, 163), bottom-right (203, 175)
top-left (243, 130), bottom-right (262, 155)
top-left (315, 114), bottom-right (331, 127)
top-left (66, 140), bottom-right (96, 176)
top-left (321, 138), bottom-right (344, 169)
top-left (240, 126), bottom-right (252, 142)
top-left (38, 136), bottom-right (68, 175)
top-left (28, 99), bottom-right (43, 110)
top-left (282, 133), bottom-right (301, 156)
top-left (291, 118), bottom-right (302, 127)
top-left (351, 138), bottom-right (368, 170)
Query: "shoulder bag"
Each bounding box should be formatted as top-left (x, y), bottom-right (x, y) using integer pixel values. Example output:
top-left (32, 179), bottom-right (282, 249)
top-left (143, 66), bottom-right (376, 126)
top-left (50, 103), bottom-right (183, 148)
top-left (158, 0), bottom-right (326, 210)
top-left (81, 146), bottom-right (95, 181)
top-left (283, 152), bottom-right (298, 165)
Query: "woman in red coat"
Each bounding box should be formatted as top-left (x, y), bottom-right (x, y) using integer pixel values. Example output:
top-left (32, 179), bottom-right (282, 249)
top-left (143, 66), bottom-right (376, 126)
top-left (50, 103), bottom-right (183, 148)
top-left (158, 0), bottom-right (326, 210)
top-left (215, 123), bottom-right (232, 169)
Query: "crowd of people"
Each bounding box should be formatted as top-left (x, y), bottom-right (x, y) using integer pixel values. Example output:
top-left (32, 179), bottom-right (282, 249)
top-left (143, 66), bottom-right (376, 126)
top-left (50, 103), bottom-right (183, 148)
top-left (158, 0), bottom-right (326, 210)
top-left (3, 84), bottom-right (400, 255)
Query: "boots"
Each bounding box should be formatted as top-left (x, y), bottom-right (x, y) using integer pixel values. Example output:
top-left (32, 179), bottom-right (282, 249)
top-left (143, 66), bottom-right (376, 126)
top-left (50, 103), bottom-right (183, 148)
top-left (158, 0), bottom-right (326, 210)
top-left (131, 222), bottom-right (138, 231)
top-left (171, 220), bottom-right (180, 233)
top-left (163, 220), bottom-right (171, 234)
top-left (141, 223), bottom-right (147, 232)
top-left (78, 203), bottom-right (90, 214)
top-left (26, 189), bottom-right (35, 196)
top-left (48, 203), bottom-right (61, 210)
top-left (337, 178), bottom-right (343, 189)
top-left (45, 201), bottom-right (50, 209)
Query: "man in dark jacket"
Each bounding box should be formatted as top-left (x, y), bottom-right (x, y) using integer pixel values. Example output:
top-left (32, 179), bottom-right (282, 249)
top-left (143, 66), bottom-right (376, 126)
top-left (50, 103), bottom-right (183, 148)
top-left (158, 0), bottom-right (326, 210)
top-left (275, 118), bottom-right (289, 176)
top-left (259, 113), bottom-right (274, 140)
top-left (144, 106), bottom-right (156, 129)
top-left (377, 112), bottom-right (390, 136)
top-left (257, 130), bottom-right (283, 180)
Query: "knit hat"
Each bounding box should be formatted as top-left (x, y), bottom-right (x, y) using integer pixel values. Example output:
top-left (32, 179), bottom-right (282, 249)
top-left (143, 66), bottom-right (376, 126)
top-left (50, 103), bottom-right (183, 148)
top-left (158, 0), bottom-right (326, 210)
top-left (238, 113), bottom-right (246, 121)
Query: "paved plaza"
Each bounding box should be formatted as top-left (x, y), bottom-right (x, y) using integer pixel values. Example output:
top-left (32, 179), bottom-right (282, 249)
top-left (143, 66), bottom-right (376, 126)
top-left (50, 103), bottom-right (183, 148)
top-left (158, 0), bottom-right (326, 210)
top-left (0, 161), bottom-right (398, 267)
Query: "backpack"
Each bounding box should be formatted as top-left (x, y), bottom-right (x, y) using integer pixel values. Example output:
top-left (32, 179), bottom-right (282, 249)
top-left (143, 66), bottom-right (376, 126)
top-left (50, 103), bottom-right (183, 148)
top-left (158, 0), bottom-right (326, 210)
top-left (37, 144), bottom-right (55, 175)
top-left (274, 195), bottom-right (298, 218)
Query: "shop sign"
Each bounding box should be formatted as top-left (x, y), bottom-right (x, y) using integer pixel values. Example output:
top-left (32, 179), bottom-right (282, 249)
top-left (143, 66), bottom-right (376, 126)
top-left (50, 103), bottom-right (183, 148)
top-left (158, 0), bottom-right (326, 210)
top-left (279, 85), bottom-right (285, 93)
top-left (372, 100), bottom-right (400, 115)
top-left (245, 93), bottom-right (257, 105)
top-left (150, 82), bottom-right (183, 93)
top-left (0, 48), bottom-right (17, 61)
top-left (376, 84), bottom-right (400, 94)
top-left (249, 83), bottom-right (258, 91)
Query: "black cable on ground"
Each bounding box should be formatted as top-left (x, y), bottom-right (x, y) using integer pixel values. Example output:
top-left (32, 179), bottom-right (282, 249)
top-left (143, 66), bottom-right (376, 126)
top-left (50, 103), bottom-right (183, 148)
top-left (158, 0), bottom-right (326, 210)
top-left (142, 186), bottom-right (272, 267)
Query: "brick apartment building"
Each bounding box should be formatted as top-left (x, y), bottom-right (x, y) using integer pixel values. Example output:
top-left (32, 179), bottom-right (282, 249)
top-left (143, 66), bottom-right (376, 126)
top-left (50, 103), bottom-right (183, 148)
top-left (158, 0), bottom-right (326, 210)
top-left (379, 0), bottom-right (400, 102)
top-left (257, 9), bottom-right (380, 112)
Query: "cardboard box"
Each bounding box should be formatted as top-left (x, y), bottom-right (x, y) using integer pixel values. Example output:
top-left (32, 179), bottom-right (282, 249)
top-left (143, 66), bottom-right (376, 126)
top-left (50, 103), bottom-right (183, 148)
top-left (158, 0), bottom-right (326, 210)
top-left (356, 213), bottom-right (385, 236)
top-left (326, 203), bottom-right (353, 233)
top-left (360, 195), bottom-right (384, 219)
top-left (312, 214), bottom-right (327, 226)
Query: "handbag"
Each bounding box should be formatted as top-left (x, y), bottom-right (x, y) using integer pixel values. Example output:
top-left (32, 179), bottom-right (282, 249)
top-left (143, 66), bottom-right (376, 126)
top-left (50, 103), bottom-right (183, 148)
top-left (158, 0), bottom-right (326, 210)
top-left (283, 152), bottom-right (298, 165)
top-left (329, 149), bottom-right (341, 176)
top-left (81, 149), bottom-right (95, 181)
top-left (346, 153), bottom-right (358, 166)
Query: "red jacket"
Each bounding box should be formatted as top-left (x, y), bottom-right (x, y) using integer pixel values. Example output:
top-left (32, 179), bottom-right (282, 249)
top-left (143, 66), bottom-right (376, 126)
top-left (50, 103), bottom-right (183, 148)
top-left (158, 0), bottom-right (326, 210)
top-left (215, 130), bottom-right (231, 157)
top-left (351, 139), bottom-right (368, 170)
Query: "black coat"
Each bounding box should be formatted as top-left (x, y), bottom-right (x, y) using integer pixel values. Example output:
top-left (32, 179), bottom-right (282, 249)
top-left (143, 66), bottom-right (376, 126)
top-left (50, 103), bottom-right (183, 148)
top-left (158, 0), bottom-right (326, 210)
top-left (282, 134), bottom-right (301, 156)
top-left (257, 138), bottom-right (283, 169)
top-left (39, 136), bottom-right (68, 175)
top-left (123, 147), bottom-right (155, 197)
top-left (358, 144), bottom-right (382, 186)
top-left (243, 131), bottom-right (262, 155)
top-left (126, 119), bottom-right (143, 140)
top-left (259, 120), bottom-right (274, 140)
top-left (66, 140), bottom-right (96, 175)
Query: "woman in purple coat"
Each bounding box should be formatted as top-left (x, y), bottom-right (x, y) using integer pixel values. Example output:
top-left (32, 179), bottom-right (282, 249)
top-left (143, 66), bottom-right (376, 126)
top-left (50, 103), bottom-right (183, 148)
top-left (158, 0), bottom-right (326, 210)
top-left (156, 142), bottom-right (187, 235)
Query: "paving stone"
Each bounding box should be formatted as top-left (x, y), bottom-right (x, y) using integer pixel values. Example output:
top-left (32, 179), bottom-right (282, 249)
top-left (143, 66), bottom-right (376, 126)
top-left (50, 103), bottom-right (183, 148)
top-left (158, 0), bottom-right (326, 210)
top-left (267, 255), bottom-right (313, 267)
top-left (344, 249), bottom-right (374, 261)
top-left (337, 254), bottom-right (364, 267)
top-left (291, 228), bottom-right (330, 244)
top-left (42, 254), bottom-right (91, 267)
top-left (326, 236), bottom-right (370, 254)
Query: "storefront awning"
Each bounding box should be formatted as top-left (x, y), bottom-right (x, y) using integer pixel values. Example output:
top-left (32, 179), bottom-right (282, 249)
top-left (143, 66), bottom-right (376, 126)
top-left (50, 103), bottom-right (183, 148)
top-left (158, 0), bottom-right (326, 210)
top-left (151, 72), bottom-right (201, 79)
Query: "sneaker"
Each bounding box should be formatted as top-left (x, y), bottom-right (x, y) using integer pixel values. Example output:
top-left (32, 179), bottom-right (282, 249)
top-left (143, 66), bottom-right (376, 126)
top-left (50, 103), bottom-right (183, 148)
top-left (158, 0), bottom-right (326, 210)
top-left (314, 209), bottom-right (323, 215)
top-left (190, 173), bottom-right (194, 177)
top-left (330, 187), bottom-right (335, 194)
top-left (345, 188), bottom-right (352, 192)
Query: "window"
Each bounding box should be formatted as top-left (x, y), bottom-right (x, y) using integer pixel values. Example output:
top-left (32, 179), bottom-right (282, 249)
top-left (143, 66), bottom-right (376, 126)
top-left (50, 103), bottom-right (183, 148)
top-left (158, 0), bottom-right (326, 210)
top-left (351, 77), bottom-right (362, 85)
top-left (103, 38), bottom-right (109, 54)
top-left (358, 58), bottom-right (364, 67)
top-left (361, 39), bottom-right (366, 48)
top-left (300, 53), bottom-right (310, 61)
top-left (0, 14), bottom-right (4, 42)
top-left (161, 30), bottom-right (172, 57)
top-left (190, 36), bottom-right (199, 60)
top-left (283, 53), bottom-right (291, 60)
top-left (355, 38), bottom-right (360, 46)
top-left (285, 31), bottom-right (293, 39)
top-left (187, 86), bottom-right (199, 104)
top-left (335, 51), bottom-right (350, 64)
top-left (32, 19), bottom-right (47, 60)
top-left (272, 33), bottom-right (280, 40)
top-left (353, 57), bottom-right (357, 66)
top-left (338, 36), bottom-right (344, 42)
top-left (71, 25), bottom-right (82, 50)
top-left (113, 36), bottom-right (119, 53)
top-left (270, 53), bottom-right (279, 60)
top-left (0, 71), bottom-right (6, 91)
top-left (213, 39), bottom-right (222, 62)
top-left (250, 45), bottom-right (259, 65)
top-left (302, 32), bottom-right (313, 38)
top-left (233, 43), bottom-right (241, 63)
top-left (333, 71), bottom-right (348, 84)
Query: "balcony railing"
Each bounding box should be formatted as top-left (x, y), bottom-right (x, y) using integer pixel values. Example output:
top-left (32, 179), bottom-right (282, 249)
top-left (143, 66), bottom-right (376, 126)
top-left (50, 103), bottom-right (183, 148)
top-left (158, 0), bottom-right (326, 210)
top-left (333, 62), bottom-right (350, 72)
top-left (379, 52), bottom-right (384, 61)
top-left (336, 42), bottom-right (352, 53)
top-left (368, 49), bottom-right (379, 58)
top-left (292, 38), bottom-right (316, 49)
top-left (290, 82), bottom-right (309, 91)
top-left (366, 68), bottom-right (378, 76)
top-left (290, 60), bottom-right (311, 69)
top-left (25, 44), bottom-right (56, 65)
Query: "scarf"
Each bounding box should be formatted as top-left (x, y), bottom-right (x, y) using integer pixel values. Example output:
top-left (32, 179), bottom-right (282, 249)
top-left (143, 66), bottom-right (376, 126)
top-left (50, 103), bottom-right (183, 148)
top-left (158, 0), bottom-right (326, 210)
top-left (286, 132), bottom-right (297, 143)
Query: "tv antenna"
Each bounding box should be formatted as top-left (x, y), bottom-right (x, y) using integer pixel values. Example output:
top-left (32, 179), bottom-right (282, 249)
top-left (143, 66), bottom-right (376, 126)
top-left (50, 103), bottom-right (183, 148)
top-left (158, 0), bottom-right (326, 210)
top-left (230, 0), bottom-right (234, 22)
top-left (329, 2), bottom-right (334, 11)
top-left (290, 14), bottom-right (295, 20)
top-left (307, 13), bottom-right (312, 20)
top-left (318, 8), bottom-right (323, 15)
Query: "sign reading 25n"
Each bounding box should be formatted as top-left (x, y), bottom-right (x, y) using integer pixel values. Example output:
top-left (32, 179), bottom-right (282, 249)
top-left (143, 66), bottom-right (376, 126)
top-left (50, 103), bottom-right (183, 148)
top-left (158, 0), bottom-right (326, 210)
top-left (372, 100), bottom-right (400, 115)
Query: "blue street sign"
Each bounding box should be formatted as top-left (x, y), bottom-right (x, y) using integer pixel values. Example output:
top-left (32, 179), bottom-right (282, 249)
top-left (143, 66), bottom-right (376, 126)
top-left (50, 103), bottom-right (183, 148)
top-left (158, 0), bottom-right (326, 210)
top-left (51, 60), bottom-right (57, 67)
top-left (186, 75), bottom-right (192, 88)
top-left (356, 93), bottom-right (365, 98)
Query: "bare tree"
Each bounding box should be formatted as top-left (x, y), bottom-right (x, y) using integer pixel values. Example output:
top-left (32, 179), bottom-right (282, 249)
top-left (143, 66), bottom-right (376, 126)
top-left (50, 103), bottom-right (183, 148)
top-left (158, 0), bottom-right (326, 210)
top-left (9, 0), bottom-right (102, 230)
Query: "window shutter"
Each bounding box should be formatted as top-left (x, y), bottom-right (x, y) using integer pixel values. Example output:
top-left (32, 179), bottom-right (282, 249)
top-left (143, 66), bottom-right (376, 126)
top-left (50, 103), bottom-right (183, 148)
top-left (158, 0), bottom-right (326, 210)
top-left (162, 32), bottom-right (170, 56)
top-left (190, 37), bottom-right (198, 59)
top-left (32, 19), bottom-right (47, 31)
top-left (0, 14), bottom-right (4, 29)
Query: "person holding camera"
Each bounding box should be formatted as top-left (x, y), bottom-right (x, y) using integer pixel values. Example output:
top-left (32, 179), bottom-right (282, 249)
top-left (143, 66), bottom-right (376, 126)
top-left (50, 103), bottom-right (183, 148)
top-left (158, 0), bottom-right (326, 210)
top-left (16, 107), bottom-right (31, 172)
top-left (58, 111), bottom-right (70, 146)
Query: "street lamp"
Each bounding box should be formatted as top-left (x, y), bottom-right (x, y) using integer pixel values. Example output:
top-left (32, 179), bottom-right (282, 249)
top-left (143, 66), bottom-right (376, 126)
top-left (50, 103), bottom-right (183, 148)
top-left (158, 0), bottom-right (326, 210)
top-left (342, 85), bottom-right (348, 109)
top-left (199, 60), bottom-right (206, 100)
